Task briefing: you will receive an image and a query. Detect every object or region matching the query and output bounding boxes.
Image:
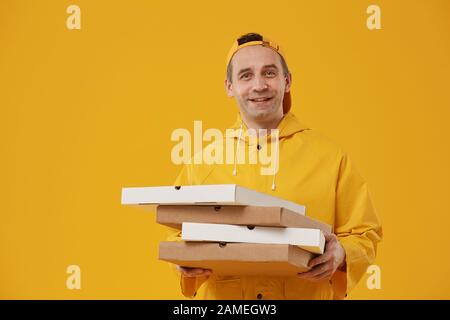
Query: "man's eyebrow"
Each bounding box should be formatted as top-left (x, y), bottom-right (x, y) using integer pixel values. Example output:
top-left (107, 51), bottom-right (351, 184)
top-left (237, 64), bottom-right (279, 76)
top-left (262, 64), bottom-right (279, 70)
top-left (237, 67), bottom-right (252, 75)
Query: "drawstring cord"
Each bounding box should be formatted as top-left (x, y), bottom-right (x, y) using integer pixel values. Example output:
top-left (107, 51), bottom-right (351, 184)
top-left (233, 122), bottom-right (243, 176)
top-left (271, 130), bottom-right (279, 191)
top-left (232, 120), bottom-right (279, 192)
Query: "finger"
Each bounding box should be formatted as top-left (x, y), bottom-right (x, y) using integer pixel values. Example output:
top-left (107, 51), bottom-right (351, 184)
top-left (309, 271), bottom-right (332, 282)
top-left (183, 268), bottom-right (212, 277)
top-left (178, 265), bottom-right (194, 271)
top-left (298, 262), bottom-right (330, 279)
top-left (203, 269), bottom-right (212, 276)
top-left (325, 233), bottom-right (337, 243)
top-left (183, 271), bottom-right (204, 277)
top-left (185, 268), bottom-right (207, 275)
top-left (299, 268), bottom-right (330, 281)
top-left (308, 252), bottom-right (332, 268)
top-left (179, 267), bottom-right (201, 276)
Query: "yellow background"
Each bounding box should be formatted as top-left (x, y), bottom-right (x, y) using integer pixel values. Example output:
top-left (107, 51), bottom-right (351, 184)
top-left (1, 0), bottom-right (449, 299)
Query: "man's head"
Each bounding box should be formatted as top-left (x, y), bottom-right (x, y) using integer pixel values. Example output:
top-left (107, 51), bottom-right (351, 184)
top-left (225, 33), bottom-right (292, 123)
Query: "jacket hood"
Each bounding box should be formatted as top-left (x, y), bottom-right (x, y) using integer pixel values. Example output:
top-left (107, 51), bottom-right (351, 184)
top-left (229, 111), bottom-right (310, 142)
top-left (228, 111), bottom-right (311, 190)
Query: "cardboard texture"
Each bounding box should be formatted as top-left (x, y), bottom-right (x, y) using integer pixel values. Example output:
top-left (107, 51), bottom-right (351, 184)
top-left (159, 241), bottom-right (314, 276)
top-left (156, 205), bottom-right (332, 234)
top-left (181, 222), bottom-right (325, 254)
top-left (122, 184), bottom-right (329, 276)
top-left (121, 184), bottom-right (306, 215)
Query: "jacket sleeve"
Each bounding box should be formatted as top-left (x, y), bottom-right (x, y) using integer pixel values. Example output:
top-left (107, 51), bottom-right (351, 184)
top-left (166, 165), bottom-right (210, 298)
top-left (331, 153), bottom-right (383, 299)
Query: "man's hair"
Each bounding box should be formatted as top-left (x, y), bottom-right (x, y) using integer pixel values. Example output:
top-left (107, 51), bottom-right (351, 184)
top-left (226, 33), bottom-right (290, 83)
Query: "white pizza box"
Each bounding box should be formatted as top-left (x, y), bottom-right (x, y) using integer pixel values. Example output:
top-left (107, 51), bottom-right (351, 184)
top-left (121, 184), bottom-right (305, 216)
top-left (181, 222), bottom-right (325, 254)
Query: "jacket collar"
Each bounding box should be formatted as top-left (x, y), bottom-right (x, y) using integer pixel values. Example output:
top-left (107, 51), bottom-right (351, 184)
top-left (230, 111), bottom-right (310, 140)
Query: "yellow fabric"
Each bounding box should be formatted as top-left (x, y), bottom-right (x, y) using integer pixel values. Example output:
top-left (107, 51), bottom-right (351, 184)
top-left (169, 112), bottom-right (382, 300)
top-left (225, 38), bottom-right (285, 68)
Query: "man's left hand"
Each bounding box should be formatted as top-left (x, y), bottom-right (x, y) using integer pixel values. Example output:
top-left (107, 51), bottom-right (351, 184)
top-left (297, 233), bottom-right (346, 281)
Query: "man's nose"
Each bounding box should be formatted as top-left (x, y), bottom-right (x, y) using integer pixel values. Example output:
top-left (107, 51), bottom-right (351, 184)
top-left (253, 75), bottom-right (268, 91)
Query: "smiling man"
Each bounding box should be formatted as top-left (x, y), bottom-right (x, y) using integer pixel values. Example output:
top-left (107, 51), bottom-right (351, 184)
top-left (226, 42), bottom-right (288, 130)
top-left (169, 33), bottom-right (382, 300)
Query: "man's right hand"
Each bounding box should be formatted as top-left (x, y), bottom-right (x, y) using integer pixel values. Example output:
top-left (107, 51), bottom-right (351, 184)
top-left (177, 266), bottom-right (212, 278)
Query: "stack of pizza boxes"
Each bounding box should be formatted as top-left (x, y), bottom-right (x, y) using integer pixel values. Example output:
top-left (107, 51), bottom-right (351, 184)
top-left (121, 184), bottom-right (331, 277)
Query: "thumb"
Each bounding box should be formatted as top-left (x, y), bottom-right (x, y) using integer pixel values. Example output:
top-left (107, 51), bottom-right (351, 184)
top-left (325, 233), bottom-right (337, 243)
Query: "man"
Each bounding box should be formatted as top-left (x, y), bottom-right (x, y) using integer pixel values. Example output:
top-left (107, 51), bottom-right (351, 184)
top-left (168, 33), bottom-right (382, 299)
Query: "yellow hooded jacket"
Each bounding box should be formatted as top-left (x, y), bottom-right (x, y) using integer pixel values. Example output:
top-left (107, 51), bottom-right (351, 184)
top-left (168, 112), bottom-right (382, 300)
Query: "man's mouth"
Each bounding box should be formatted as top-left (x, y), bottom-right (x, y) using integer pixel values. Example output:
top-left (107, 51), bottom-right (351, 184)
top-left (249, 97), bottom-right (273, 103)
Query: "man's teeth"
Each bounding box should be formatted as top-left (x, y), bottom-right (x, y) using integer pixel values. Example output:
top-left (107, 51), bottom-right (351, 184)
top-left (251, 98), bottom-right (270, 102)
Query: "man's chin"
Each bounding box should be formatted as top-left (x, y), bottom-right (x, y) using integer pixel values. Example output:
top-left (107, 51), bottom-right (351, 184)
top-left (246, 104), bottom-right (278, 119)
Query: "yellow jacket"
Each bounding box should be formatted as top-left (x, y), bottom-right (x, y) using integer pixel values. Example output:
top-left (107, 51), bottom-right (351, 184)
top-left (168, 112), bottom-right (382, 300)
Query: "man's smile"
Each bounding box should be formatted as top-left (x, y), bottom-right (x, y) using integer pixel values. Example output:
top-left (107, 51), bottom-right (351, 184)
top-left (248, 96), bottom-right (274, 103)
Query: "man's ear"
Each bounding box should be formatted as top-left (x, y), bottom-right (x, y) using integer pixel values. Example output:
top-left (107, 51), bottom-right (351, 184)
top-left (224, 79), bottom-right (234, 97)
top-left (284, 72), bottom-right (292, 93)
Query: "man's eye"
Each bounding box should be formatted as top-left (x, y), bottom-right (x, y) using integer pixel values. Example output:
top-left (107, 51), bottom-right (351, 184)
top-left (265, 70), bottom-right (276, 76)
top-left (241, 73), bottom-right (251, 79)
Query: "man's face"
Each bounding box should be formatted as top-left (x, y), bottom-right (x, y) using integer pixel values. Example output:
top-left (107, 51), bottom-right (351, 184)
top-left (225, 45), bottom-right (291, 121)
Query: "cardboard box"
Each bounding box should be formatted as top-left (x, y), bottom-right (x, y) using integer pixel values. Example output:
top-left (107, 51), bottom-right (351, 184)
top-left (159, 241), bottom-right (314, 276)
top-left (181, 222), bottom-right (325, 254)
top-left (121, 184), bottom-right (305, 215)
top-left (156, 205), bottom-right (332, 234)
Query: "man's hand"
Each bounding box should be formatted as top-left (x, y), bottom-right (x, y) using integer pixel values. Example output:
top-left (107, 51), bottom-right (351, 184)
top-left (177, 266), bottom-right (212, 278)
top-left (297, 233), bottom-right (346, 281)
